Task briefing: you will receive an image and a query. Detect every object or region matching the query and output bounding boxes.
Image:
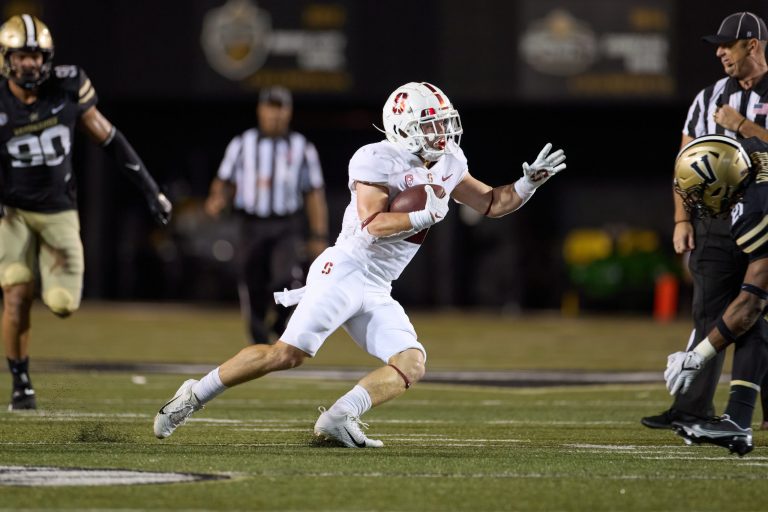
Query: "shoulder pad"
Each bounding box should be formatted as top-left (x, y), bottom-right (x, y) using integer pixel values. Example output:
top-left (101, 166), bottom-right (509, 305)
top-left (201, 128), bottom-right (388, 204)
top-left (349, 142), bottom-right (398, 183)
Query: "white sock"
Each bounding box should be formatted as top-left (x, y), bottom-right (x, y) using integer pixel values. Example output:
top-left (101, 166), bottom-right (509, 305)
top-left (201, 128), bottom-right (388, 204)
top-left (328, 385), bottom-right (372, 418)
top-left (191, 367), bottom-right (227, 404)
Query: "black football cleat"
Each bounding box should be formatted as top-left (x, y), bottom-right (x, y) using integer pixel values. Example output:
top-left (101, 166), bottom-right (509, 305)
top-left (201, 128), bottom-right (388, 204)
top-left (672, 415), bottom-right (753, 456)
top-left (641, 408), bottom-right (702, 429)
top-left (8, 387), bottom-right (37, 411)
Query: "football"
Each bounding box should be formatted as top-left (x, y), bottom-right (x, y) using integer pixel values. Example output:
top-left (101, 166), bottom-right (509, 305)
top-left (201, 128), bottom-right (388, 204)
top-left (389, 184), bottom-right (446, 244)
top-left (389, 184), bottom-right (446, 213)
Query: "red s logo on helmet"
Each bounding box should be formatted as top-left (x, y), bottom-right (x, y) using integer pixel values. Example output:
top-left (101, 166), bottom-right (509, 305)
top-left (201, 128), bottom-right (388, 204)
top-left (392, 92), bottom-right (408, 114)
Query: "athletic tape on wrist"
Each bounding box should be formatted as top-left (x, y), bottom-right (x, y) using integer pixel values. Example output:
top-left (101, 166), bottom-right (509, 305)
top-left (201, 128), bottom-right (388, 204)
top-left (514, 178), bottom-right (535, 199)
top-left (408, 209), bottom-right (432, 232)
top-left (693, 337), bottom-right (717, 360)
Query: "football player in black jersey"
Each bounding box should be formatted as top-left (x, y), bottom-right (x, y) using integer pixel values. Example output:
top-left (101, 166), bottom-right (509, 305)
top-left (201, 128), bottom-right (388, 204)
top-left (0, 14), bottom-right (172, 410)
top-left (667, 134), bottom-right (768, 455)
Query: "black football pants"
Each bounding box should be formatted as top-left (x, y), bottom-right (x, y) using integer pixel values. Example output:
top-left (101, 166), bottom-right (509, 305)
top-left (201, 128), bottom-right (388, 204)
top-left (237, 214), bottom-right (304, 344)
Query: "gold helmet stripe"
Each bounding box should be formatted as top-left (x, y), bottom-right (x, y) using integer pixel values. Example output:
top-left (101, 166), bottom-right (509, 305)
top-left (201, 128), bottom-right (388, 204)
top-left (677, 134), bottom-right (750, 163)
top-left (20, 14), bottom-right (36, 48)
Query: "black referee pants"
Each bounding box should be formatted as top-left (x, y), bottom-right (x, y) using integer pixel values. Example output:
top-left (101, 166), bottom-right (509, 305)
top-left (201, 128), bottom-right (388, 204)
top-left (236, 214), bottom-right (304, 344)
top-left (677, 217), bottom-right (768, 418)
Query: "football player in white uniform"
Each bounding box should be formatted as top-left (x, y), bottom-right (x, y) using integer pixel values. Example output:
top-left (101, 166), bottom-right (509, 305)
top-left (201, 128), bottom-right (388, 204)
top-left (154, 82), bottom-right (566, 447)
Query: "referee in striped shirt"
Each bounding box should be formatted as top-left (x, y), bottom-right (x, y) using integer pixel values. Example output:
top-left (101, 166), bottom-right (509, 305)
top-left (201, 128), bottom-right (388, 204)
top-left (643, 12), bottom-right (768, 430)
top-left (205, 86), bottom-right (328, 344)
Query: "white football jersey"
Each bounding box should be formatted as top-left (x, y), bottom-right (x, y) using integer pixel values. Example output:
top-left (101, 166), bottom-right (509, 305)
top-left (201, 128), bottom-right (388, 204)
top-left (334, 140), bottom-right (469, 281)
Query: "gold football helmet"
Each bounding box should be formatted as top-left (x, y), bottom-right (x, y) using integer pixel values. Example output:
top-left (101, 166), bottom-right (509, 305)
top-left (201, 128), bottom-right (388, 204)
top-left (674, 135), bottom-right (752, 216)
top-left (0, 14), bottom-right (54, 89)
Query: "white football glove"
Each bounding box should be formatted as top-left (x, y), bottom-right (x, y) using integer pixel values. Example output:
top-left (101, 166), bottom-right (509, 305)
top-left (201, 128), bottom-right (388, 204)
top-left (408, 185), bottom-right (449, 231)
top-left (515, 143), bottom-right (567, 200)
top-left (664, 351), bottom-right (706, 396)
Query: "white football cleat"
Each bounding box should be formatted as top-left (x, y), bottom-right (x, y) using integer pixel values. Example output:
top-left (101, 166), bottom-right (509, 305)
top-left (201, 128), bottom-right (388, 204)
top-left (153, 379), bottom-right (202, 439)
top-left (313, 407), bottom-right (384, 448)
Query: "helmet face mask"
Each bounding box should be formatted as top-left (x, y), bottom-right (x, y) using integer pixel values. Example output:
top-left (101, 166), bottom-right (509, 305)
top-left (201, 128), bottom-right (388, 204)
top-left (674, 135), bottom-right (752, 217)
top-left (381, 82), bottom-right (463, 161)
top-left (0, 14), bottom-right (54, 90)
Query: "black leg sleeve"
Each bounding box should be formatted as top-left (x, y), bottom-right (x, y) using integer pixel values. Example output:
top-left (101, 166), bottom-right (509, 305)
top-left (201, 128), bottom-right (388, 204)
top-left (725, 330), bottom-right (768, 428)
top-left (731, 327), bottom-right (768, 388)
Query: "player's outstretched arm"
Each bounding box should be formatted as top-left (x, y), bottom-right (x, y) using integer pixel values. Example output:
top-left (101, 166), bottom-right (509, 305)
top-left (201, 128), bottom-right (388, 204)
top-left (79, 107), bottom-right (172, 226)
top-left (452, 143), bottom-right (566, 217)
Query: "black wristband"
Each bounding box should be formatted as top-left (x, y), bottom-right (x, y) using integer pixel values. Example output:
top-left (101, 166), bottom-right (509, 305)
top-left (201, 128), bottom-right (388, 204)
top-left (741, 283), bottom-right (768, 300)
top-left (716, 318), bottom-right (738, 345)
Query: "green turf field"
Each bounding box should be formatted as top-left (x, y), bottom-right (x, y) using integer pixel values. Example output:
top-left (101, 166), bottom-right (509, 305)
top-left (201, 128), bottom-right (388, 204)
top-left (0, 304), bottom-right (764, 511)
top-left (20, 302), bottom-right (697, 370)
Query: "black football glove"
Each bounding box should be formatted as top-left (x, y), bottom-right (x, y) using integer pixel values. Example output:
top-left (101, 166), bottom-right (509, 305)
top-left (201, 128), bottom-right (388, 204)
top-left (148, 192), bottom-right (172, 226)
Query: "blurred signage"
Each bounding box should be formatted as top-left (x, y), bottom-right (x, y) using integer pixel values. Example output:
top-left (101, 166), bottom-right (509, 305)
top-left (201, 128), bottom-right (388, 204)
top-left (200, 0), bottom-right (351, 92)
top-left (27, 0), bottom-right (695, 102)
top-left (517, 0), bottom-right (674, 99)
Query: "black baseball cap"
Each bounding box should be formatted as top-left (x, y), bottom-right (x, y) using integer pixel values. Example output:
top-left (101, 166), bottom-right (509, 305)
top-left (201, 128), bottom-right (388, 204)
top-left (703, 11), bottom-right (768, 44)
top-left (259, 86), bottom-right (292, 107)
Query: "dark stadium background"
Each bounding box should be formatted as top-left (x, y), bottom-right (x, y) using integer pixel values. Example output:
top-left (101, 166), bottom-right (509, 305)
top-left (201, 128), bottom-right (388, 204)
top-left (6, 0), bottom-right (762, 311)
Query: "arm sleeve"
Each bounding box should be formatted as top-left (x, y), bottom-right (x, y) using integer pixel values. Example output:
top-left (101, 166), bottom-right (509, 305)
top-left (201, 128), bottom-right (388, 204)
top-left (101, 128), bottom-right (161, 200)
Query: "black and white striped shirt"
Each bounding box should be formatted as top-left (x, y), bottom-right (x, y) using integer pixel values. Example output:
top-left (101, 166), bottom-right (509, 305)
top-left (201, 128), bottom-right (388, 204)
top-left (217, 129), bottom-right (324, 217)
top-left (684, 75), bottom-right (768, 138)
